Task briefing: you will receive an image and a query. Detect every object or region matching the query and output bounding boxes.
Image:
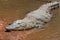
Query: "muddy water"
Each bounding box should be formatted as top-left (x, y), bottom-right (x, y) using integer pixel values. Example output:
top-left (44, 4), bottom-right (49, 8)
top-left (0, 0), bottom-right (60, 40)
top-left (0, 0), bottom-right (44, 23)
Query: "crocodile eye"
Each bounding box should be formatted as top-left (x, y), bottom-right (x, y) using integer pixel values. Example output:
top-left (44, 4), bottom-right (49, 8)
top-left (18, 23), bottom-right (21, 24)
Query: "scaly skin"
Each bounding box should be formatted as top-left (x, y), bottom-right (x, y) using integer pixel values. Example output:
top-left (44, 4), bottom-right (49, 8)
top-left (6, 1), bottom-right (60, 31)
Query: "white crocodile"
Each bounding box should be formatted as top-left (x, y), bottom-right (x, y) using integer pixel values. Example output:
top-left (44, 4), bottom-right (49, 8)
top-left (6, 1), bottom-right (60, 31)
